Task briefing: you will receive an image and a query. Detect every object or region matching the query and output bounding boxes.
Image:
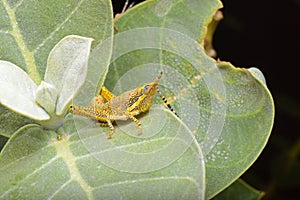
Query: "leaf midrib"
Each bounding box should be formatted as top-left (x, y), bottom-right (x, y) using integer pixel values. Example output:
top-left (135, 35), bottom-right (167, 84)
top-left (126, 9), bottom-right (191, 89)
top-left (2, 0), bottom-right (41, 84)
top-left (53, 137), bottom-right (94, 199)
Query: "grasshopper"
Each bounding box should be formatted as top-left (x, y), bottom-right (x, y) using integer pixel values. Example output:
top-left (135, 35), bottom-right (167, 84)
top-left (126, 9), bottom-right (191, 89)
top-left (69, 72), bottom-right (178, 139)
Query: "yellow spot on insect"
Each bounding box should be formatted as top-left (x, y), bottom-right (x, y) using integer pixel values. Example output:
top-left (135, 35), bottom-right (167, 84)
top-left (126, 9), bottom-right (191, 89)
top-left (70, 72), bottom-right (178, 139)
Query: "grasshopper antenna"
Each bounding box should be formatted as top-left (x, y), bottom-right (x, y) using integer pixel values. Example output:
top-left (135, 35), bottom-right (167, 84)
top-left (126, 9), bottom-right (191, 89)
top-left (157, 87), bottom-right (180, 118)
top-left (114, 0), bottom-right (135, 21)
top-left (121, 0), bottom-right (135, 13)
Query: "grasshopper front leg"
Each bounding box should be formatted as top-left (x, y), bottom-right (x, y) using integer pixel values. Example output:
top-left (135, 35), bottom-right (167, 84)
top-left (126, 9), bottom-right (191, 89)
top-left (106, 113), bottom-right (142, 138)
top-left (127, 113), bottom-right (142, 135)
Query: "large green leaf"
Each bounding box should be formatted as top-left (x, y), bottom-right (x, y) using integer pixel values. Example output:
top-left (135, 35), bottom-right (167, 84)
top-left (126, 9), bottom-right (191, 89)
top-left (205, 63), bottom-right (274, 198)
top-left (0, 0), bottom-right (113, 136)
top-left (0, 113), bottom-right (205, 199)
top-left (108, 1), bottom-right (274, 198)
top-left (115, 0), bottom-right (222, 41)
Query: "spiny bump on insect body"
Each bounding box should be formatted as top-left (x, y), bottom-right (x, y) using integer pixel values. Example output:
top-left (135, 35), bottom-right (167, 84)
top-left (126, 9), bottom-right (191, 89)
top-left (69, 71), bottom-right (178, 139)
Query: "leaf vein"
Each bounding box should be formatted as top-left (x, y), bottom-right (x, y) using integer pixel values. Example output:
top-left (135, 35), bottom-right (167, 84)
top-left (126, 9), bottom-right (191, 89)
top-left (47, 178), bottom-right (73, 199)
top-left (93, 176), bottom-right (199, 190)
top-left (0, 156), bottom-right (59, 198)
top-left (75, 136), bottom-right (189, 160)
top-left (33, 0), bottom-right (86, 54)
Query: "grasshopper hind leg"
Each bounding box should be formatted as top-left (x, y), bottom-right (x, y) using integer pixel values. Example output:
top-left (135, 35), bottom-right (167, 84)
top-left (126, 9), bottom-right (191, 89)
top-left (90, 86), bottom-right (116, 109)
top-left (106, 118), bottom-right (115, 139)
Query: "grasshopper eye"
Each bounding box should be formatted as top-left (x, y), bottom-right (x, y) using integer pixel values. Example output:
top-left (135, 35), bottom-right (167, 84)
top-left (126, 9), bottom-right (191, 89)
top-left (143, 85), bottom-right (150, 94)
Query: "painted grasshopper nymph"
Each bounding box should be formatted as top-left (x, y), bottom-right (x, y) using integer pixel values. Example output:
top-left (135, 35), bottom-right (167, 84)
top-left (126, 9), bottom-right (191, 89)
top-left (70, 72), bottom-right (178, 139)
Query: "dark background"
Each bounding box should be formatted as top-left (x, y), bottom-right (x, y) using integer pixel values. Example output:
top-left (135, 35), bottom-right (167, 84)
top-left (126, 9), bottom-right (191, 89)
top-left (112, 0), bottom-right (300, 199)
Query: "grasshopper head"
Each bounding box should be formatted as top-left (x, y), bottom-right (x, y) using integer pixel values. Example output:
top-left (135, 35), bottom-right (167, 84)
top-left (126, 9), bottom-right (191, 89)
top-left (137, 72), bottom-right (163, 112)
top-left (142, 71), bottom-right (163, 96)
